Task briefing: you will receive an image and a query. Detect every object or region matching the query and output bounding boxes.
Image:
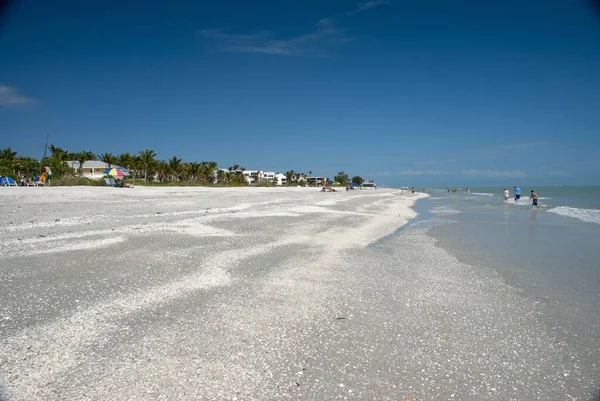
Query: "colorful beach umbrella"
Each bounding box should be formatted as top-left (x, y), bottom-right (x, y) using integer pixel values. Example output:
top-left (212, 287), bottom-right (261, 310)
top-left (104, 168), bottom-right (125, 177)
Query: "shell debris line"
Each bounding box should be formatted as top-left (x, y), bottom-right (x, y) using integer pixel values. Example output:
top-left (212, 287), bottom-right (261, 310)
top-left (0, 187), bottom-right (596, 400)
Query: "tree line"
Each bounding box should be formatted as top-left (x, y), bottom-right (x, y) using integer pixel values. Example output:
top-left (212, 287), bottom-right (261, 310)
top-left (0, 146), bottom-right (366, 186)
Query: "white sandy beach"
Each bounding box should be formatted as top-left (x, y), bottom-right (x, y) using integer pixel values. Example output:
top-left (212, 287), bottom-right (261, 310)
top-left (0, 186), bottom-right (595, 400)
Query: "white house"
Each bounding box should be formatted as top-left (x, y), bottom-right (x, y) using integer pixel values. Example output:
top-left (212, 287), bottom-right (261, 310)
top-left (242, 170), bottom-right (259, 184)
top-left (258, 171), bottom-right (276, 182)
top-left (65, 161), bottom-right (128, 180)
top-left (275, 173), bottom-right (287, 186)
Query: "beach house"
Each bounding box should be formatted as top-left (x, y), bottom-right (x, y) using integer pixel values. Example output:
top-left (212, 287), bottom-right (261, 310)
top-left (307, 176), bottom-right (327, 186)
top-left (242, 170), bottom-right (259, 184)
top-left (65, 161), bottom-right (128, 180)
top-left (275, 173), bottom-right (287, 186)
top-left (258, 171), bottom-right (276, 183)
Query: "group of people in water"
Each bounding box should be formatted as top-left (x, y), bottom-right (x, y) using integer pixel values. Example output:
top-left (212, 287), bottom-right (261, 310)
top-left (445, 185), bottom-right (540, 208)
top-left (503, 185), bottom-right (540, 208)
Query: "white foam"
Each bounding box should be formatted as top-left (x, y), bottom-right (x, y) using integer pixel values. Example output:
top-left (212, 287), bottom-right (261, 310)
top-left (431, 207), bottom-right (461, 215)
top-left (472, 192), bottom-right (494, 197)
top-left (547, 206), bottom-right (600, 225)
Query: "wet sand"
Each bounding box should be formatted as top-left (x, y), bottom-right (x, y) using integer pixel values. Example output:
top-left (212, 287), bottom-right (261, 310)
top-left (0, 187), bottom-right (596, 400)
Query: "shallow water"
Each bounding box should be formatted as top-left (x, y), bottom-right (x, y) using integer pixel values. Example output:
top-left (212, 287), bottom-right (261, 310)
top-left (414, 188), bottom-right (600, 375)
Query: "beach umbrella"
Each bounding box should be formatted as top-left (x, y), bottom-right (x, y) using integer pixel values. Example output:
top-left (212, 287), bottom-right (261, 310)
top-left (104, 168), bottom-right (125, 177)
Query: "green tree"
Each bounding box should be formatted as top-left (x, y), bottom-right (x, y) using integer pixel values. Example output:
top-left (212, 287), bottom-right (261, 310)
top-left (285, 170), bottom-right (296, 185)
top-left (351, 176), bottom-right (364, 185)
top-left (203, 161), bottom-right (218, 184)
top-left (168, 156), bottom-right (182, 181)
top-left (48, 145), bottom-right (69, 177)
top-left (216, 169), bottom-right (227, 184)
top-left (0, 147), bottom-right (17, 161)
top-left (49, 144), bottom-right (66, 159)
top-left (155, 161), bottom-right (171, 182)
top-left (75, 151), bottom-right (96, 176)
top-left (138, 149), bottom-right (157, 182)
top-left (115, 153), bottom-right (134, 170)
top-left (334, 171), bottom-right (349, 185)
top-left (12, 157), bottom-right (41, 178)
top-left (188, 162), bottom-right (201, 182)
top-left (99, 152), bottom-right (116, 168)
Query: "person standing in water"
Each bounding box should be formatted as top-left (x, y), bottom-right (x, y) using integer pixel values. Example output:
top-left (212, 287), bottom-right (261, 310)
top-left (514, 185), bottom-right (521, 203)
top-left (530, 189), bottom-right (540, 209)
top-left (503, 188), bottom-right (510, 205)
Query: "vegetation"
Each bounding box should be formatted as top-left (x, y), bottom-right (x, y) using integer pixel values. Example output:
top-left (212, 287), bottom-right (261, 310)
top-left (334, 171), bottom-right (350, 186)
top-left (351, 176), bottom-right (364, 185)
top-left (0, 146), bottom-right (369, 187)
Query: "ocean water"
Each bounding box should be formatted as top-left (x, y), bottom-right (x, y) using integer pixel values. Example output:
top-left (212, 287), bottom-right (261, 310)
top-left (413, 186), bottom-right (600, 362)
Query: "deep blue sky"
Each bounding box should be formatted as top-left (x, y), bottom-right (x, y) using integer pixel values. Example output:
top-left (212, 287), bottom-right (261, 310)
top-left (1, 0), bottom-right (599, 186)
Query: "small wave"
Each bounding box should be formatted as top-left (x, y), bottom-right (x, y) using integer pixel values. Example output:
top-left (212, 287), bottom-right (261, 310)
top-left (472, 192), bottom-right (494, 197)
top-left (431, 207), bottom-right (461, 215)
top-left (547, 206), bottom-right (600, 225)
top-left (407, 218), bottom-right (457, 229)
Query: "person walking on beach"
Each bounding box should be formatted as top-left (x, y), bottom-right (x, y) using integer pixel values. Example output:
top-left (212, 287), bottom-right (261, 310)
top-left (411, 187), bottom-right (415, 196)
top-left (503, 188), bottom-right (510, 205)
top-left (514, 185), bottom-right (521, 203)
top-left (44, 166), bottom-right (52, 186)
top-left (530, 189), bottom-right (540, 209)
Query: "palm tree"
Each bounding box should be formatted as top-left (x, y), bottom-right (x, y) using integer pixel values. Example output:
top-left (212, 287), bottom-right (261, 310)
top-left (206, 161), bottom-right (218, 184)
top-left (157, 161), bottom-right (171, 182)
top-left (138, 149), bottom-right (157, 182)
top-left (0, 147), bottom-right (17, 160)
top-left (285, 170), bottom-right (296, 185)
top-left (99, 152), bottom-right (116, 168)
top-left (188, 162), bottom-right (201, 182)
top-left (217, 169), bottom-right (226, 184)
top-left (49, 145), bottom-right (66, 158)
top-left (168, 156), bottom-right (182, 181)
top-left (75, 151), bottom-right (96, 176)
top-left (45, 144), bottom-right (68, 177)
top-left (115, 153), bottom-right (133, 170)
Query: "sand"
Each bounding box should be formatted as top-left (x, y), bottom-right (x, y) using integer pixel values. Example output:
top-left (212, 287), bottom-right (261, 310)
top-left (0, 186), bottom-right (596, 400)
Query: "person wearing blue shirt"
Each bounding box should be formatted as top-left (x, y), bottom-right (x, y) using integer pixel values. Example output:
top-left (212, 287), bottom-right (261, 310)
top-left (514, 185), bottom-right (521, 203)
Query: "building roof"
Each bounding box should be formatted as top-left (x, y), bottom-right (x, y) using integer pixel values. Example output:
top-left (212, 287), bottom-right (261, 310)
top-left (66, 160), bottom-right (127, 170)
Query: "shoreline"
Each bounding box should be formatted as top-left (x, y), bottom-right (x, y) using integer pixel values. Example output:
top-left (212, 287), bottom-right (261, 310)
top-left (2, 187), bottom-right (596, 400)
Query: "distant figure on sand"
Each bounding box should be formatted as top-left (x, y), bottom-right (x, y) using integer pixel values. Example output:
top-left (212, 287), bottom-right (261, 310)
top-left (503, 188), bottom-right (510, 205)
top-left (44, 166), bottom-right (52, 186)
top-left (530, 189), bottom-right (540, 209)
top-left (411, 187), bottom-right (415, 196)
top-left (514, 185), bottom-right (521, 203)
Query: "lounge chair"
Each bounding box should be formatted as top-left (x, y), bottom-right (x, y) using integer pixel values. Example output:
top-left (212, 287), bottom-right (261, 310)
top-left (33, 177), bottom-right (45, 186)
top-left (0, 177), bottom-right (7, 186)
top-left (104, 177), bottom-right (114, 187)
top-left (5, 177), bottom-right (17, 187)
